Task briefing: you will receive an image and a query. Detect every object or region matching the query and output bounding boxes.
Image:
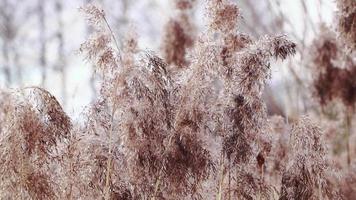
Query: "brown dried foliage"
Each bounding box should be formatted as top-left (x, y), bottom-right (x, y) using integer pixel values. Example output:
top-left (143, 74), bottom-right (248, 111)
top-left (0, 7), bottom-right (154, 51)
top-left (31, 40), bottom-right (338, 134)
top-left (337, 0), bottom-right (356, 50)
top-left (0, 87), bottom-right (71, 199)
top-left (280, 116), bottom-right (340, 200)
top-left (175, 0), bottom-right (196, 10)
top-left (162, 16), bottom-right (194, 67)
top-left (162, 1), bottom-right (195, 68)
top-left (4, 0), bottom-right (342, 199)
top-left (209, 0), bottom-right (240, 33)
top-left (311, 28), bottom-right (356, 110)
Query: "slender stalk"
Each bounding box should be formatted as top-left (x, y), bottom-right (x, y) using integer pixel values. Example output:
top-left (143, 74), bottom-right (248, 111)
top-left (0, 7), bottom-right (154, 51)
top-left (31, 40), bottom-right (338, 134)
top-left (152, 172), bottom-right (162, 200)
top-left (104, 104), bottom-right (117, 200)
top-left (67, 131), bottom-right (74, 200)
top-left (217, 153), bottom-right (225, 200)
top-left (346, 111), bottom-right (352, 167)
top-left (258, 164), bottom-right (264, 200)
top-left (318, 177), bottom-right (322, 200)
top-left (102, 16), bottom-right (122, 61)
top-left (228, 157), bottom-right (231, 200)
top-left (20, 144), bottom-right (24, 200)
top-left (89, 13), bottom-right (122, 199)
top-left (151, 135), bottom-right (174, 200)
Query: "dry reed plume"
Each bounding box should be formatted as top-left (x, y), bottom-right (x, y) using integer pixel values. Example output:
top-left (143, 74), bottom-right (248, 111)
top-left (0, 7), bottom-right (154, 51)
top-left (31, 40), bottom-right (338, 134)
top-left (0, 0), bottom-right (355, 199)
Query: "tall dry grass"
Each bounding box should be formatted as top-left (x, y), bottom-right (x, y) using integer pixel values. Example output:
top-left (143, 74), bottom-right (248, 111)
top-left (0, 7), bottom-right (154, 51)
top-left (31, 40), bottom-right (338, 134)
top-left (0, 0), bottom-right (355, 199)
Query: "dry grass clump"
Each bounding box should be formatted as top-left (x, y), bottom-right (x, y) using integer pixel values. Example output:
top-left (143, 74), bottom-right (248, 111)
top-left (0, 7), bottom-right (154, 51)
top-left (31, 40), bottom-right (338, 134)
top-left (79, 0), bottom-right (296, 198)
top-left (0, 87), bottom-right (71, 199)
top-left (175, 0), bottom-right (196, 10)
top-left (161, 0), bottom-right (195, 68)
top-left (169, 0), bottom-right (295, 198)
top-left (79, 4), bottom-right (213, 199)
top-left (2, 0), bottom-right (356, 199)
top-left (310, 21), bottom-right (355, 167)
top-left (280, 116), bottom-right (340, 200)
top-left (310, 27), bottom-right (356, 110)
top-left (336, 0), bottom-right (356, 51)
top-left (208, 0), bottom-right (240, 33)
top-left (265, 116), bottom-right (290, 187)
